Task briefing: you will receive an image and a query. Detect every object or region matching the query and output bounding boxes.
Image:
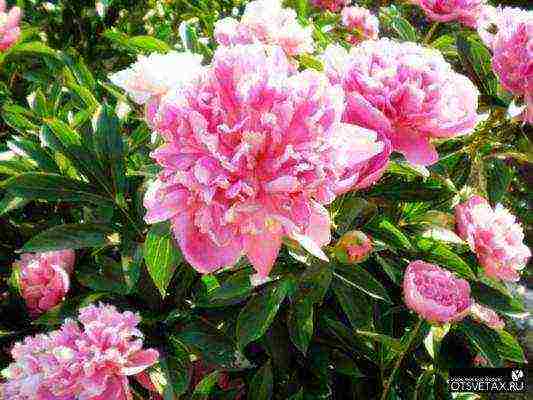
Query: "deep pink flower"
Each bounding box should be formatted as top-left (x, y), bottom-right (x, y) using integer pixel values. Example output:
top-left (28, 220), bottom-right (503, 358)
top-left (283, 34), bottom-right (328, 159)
top-left (341, 6), bottom-right (379, 44)
top-left (16, 250), bottom-right (75, 315)
top-left (334, 230), bottom-right (373, 264)
top-left (311, 0), bottom-right (349, 13)
top-left (0, 0), bottom-right (21, 51)
top-left (411, 0), bottom-right (486, 28)
top-left (214, 0), bottom-right (313, 56)
top-left (141, 44), bottom-right (386, 277)
top-left (403, 260), bottom-right (472, 324)
top-left (455, 196), bottom-right (530, 282)
top-left (470, 302), bottom-right (505, 330)
top-left (0, 303), bottom-right (159, 400)
top-left (477, 6), bottom-right (533, 123)
top-left (321, 40), bottom-right (481, 165)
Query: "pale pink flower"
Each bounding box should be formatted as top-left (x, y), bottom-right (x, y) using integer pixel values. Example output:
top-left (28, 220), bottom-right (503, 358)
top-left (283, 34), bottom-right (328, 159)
top-left (477, 6), bottom-right (533, 123)
top-left (470, 302), bottom-right (505, 330)
top-left (455, 196), bottom-right (530, 282)
top-left (334, 230), bottom-right (373, 264)
top-left (0, 303), bottom-right (159, 400)
top-left (16, 250), bottom-right (75, 316)
top-left (341, 6), bottom-right (379, 44)
top-left (213, 0), bottom-right (314, 56)
top-left (403, 260), bottom-right (472, 324)
top-left (321, 40), bottom-right (481, 165)
top-left (311, 0), bottom-right (349, 12)
top-left (143, 44), bottom-right (386, 277)
top-left (411, 0), bottom-right (486, 28)
top-left (0, 0), bottom-right (21, 51)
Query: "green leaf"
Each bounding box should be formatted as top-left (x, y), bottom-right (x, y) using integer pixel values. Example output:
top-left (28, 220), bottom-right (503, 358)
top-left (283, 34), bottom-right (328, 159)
top-left (5, 173), bottom-right (111, 205)
top-left (486, 158), bottom-right (512, 204)
top-left (332, 277), bottom-right (373, 329)
top-left (457, 319), bottom-right (503, 367)
top-left (144, 223), bottom-right (182, 297)
top-left (415, 237), bottom-right (475, 279)
top-left (236, 279), bottom-right (291, 350)
top-left (368, 217), bottom-right (412, 251)
top-left (192, 371), bottom-right (219, 399)
top-left (496, 330), bottom-right (525, 363)
top-left (248, 361), bottom-right (273, 400)
top-left (470, 282), bottom-right (525, 315)
top-left (332, 196), bottom-right (377, 234)
top-left (22, 223), bottom-right (116, 252)
top-left (150, 355), bottom-right (190, 399)
top-left (333, 263), bottom-right (391, 303)
top-left (7, 136), bottom-right (58, 172)
top-left (7, 41), bottom-right (59, 59)
top-left (0, 192), bottom-right (29, 216)
top-left (456, 34), bottom-right (497, 95)
top-left (380, 6), bottom-right (418, 42)
top-left (128, 35), bottom-right (172, 53)
top-left (194, 270), bottom-right (252, 308)
top-left (287, 263), bottom-right (332, 353)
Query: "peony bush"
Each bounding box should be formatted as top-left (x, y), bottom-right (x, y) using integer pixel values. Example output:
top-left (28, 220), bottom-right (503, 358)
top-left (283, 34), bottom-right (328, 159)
top-left (0, 0), bottom-right (530, 399)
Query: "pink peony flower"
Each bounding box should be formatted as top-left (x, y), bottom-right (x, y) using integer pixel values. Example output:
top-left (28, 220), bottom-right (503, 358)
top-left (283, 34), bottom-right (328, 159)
top-left (321, 40), bottom-right (481, 165)
top-left (341, 6), bottom-right (379, 44)
top-left (0, 303), bottom-right (159, 400)
top-left (470, 302), bottom-right (505, 330)
top-left (410, 0), bottom-right (486, 28)
top-left (16, 250), bottom-right (76, 316)
top-left (403, 260), bottom-right (472, 324)
top-left (455, 195), bottom-right (530, 282)
top-left (0, 0), bottom-right (21, 51)
top-left (311, 0), bottom-right (349, 13)
top-left (143, 44), bottom-right (386, 277)
top-left (213, 0), bottom-right (313, 56)
top-left (334, 230), bottom-right (373, 264)
top-left (477, 6), bottom-right (533, 123)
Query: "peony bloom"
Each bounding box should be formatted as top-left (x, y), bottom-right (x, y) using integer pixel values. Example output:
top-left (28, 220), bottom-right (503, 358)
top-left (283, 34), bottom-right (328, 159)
top-left (341, 6), bottom-right (379, 44)
top-left (403, 260), bottom-right (472, 324)
top-left (470, 302), bottom-right (505, 330)
top-left (0, 0), bottom-right (22, 51)
top-left (321, 40), bottom-right (481, 165)
top-left (410, 0), bottom-right (486, 28)
top-left (16, 250), bottom-right (76, 315)
top-left (455, 196), bottom-right (530, 282)
top-left (334, 230), bottom-right (373, 264)
top-left (477, 6), bottom-right (533, 123)
top-left (142, 44), bottom-right (386, 277)
top-left (0, 303), bottom-right (159, 400)
top-left (213, 0), bottom-right (313, 56)
top-left (311, 0), bottom-right (349, 13)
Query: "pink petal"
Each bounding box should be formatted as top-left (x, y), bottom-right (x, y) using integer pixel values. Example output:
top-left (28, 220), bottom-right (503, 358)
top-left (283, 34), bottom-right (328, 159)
top-left (120, 349), bottom-right (159, 376)
top-left (243, 232), bottom-right (283, 278)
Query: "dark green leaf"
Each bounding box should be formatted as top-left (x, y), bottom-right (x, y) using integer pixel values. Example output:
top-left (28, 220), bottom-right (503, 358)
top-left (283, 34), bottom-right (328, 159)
top-left (248, 361), bottom-right (273, 400)
top-left (457, 319), bottom-right (503, 367)
top-left (496, 330), bottom-right (525, 363)
top-left (470, 282), bottom-right (525, 315)
top-left (332, 277), bottom-right (373, 329)
top-left (333, 263), bottom-right (391, 303)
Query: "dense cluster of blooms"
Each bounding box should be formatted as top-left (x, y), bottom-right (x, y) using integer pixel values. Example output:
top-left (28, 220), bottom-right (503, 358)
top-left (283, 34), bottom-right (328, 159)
top-left (321, 39), bottom-right (481, 166)
top-left (0, 0), bottom-right (21, 51)
top-left (213, 0), bottom-right (313, 56)
top-left (311, 0), bottom-right (349, 12)
top-left (477, 6), bottom-right (533, 123)
top-left (341, 6), bottom-right (379, 44)
top-left (410, 0), bottom-right (486, 28)
top-left (334, 230), bottom-right (373, 264)
top-left (455, 195), bottom-right (530, 282)
top-left (403, 260), bottom-right (472, 324)
top-left (135, 43), bottom-right (388, 277)
top-left (470, 302), bottom-right (505, 330)
top-left (0, 304), bottom-right (159, 400)
top-left (16, 250), bottom-right (75, 315)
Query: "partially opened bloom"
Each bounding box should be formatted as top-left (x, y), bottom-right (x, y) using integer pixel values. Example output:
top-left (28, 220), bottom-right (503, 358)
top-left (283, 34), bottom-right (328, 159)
top-left (0, 303), bottom-right (159, 400)
top-left (16, 250), bottom-right (76, 315)
top-left (455, 195), bottom-right (530, 281)
top-left (334, 230), bottom-right (373, 264)
top-left (477, 6), bottom-right (533, 123)
top-left (321, 40), bottom-right (481, 165)
top-left (214, 0), bottom-right (313, 56)
top-left (311, 0), bottom-right (349, 12)
top-left (0, 0), bottom-right (21, 51)
top-left (143, 44), bottom-right (386, 277)
top-left (470, 302), bottom-right (505, 330)
top-left (403, 260), bottom-right (472, 324)
top-left (411, 0), bottom-right (486, 28)
top-left (341, 6), bottom-right (379, 44)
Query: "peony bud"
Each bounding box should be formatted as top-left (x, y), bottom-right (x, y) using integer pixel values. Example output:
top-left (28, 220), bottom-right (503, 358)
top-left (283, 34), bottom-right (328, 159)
top-left (334, 230), bottom-right (373, 264)
top-left (403, 260), bottom-right (472, 324)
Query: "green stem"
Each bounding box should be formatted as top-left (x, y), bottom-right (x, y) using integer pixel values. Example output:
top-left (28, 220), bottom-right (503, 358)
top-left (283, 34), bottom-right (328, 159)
top-left (380, 319), bottom-right (424, 400)
top-left (423, 23), bottom-right (439, 45)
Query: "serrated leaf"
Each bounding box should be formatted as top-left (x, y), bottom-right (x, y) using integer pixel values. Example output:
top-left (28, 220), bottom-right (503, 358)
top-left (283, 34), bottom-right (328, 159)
top-left (22, 223), bottom-right (116, 252)
top-left (236, 279), bottom-right (291, 350)
top-left (144, 223), bottom-right (182, 297)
